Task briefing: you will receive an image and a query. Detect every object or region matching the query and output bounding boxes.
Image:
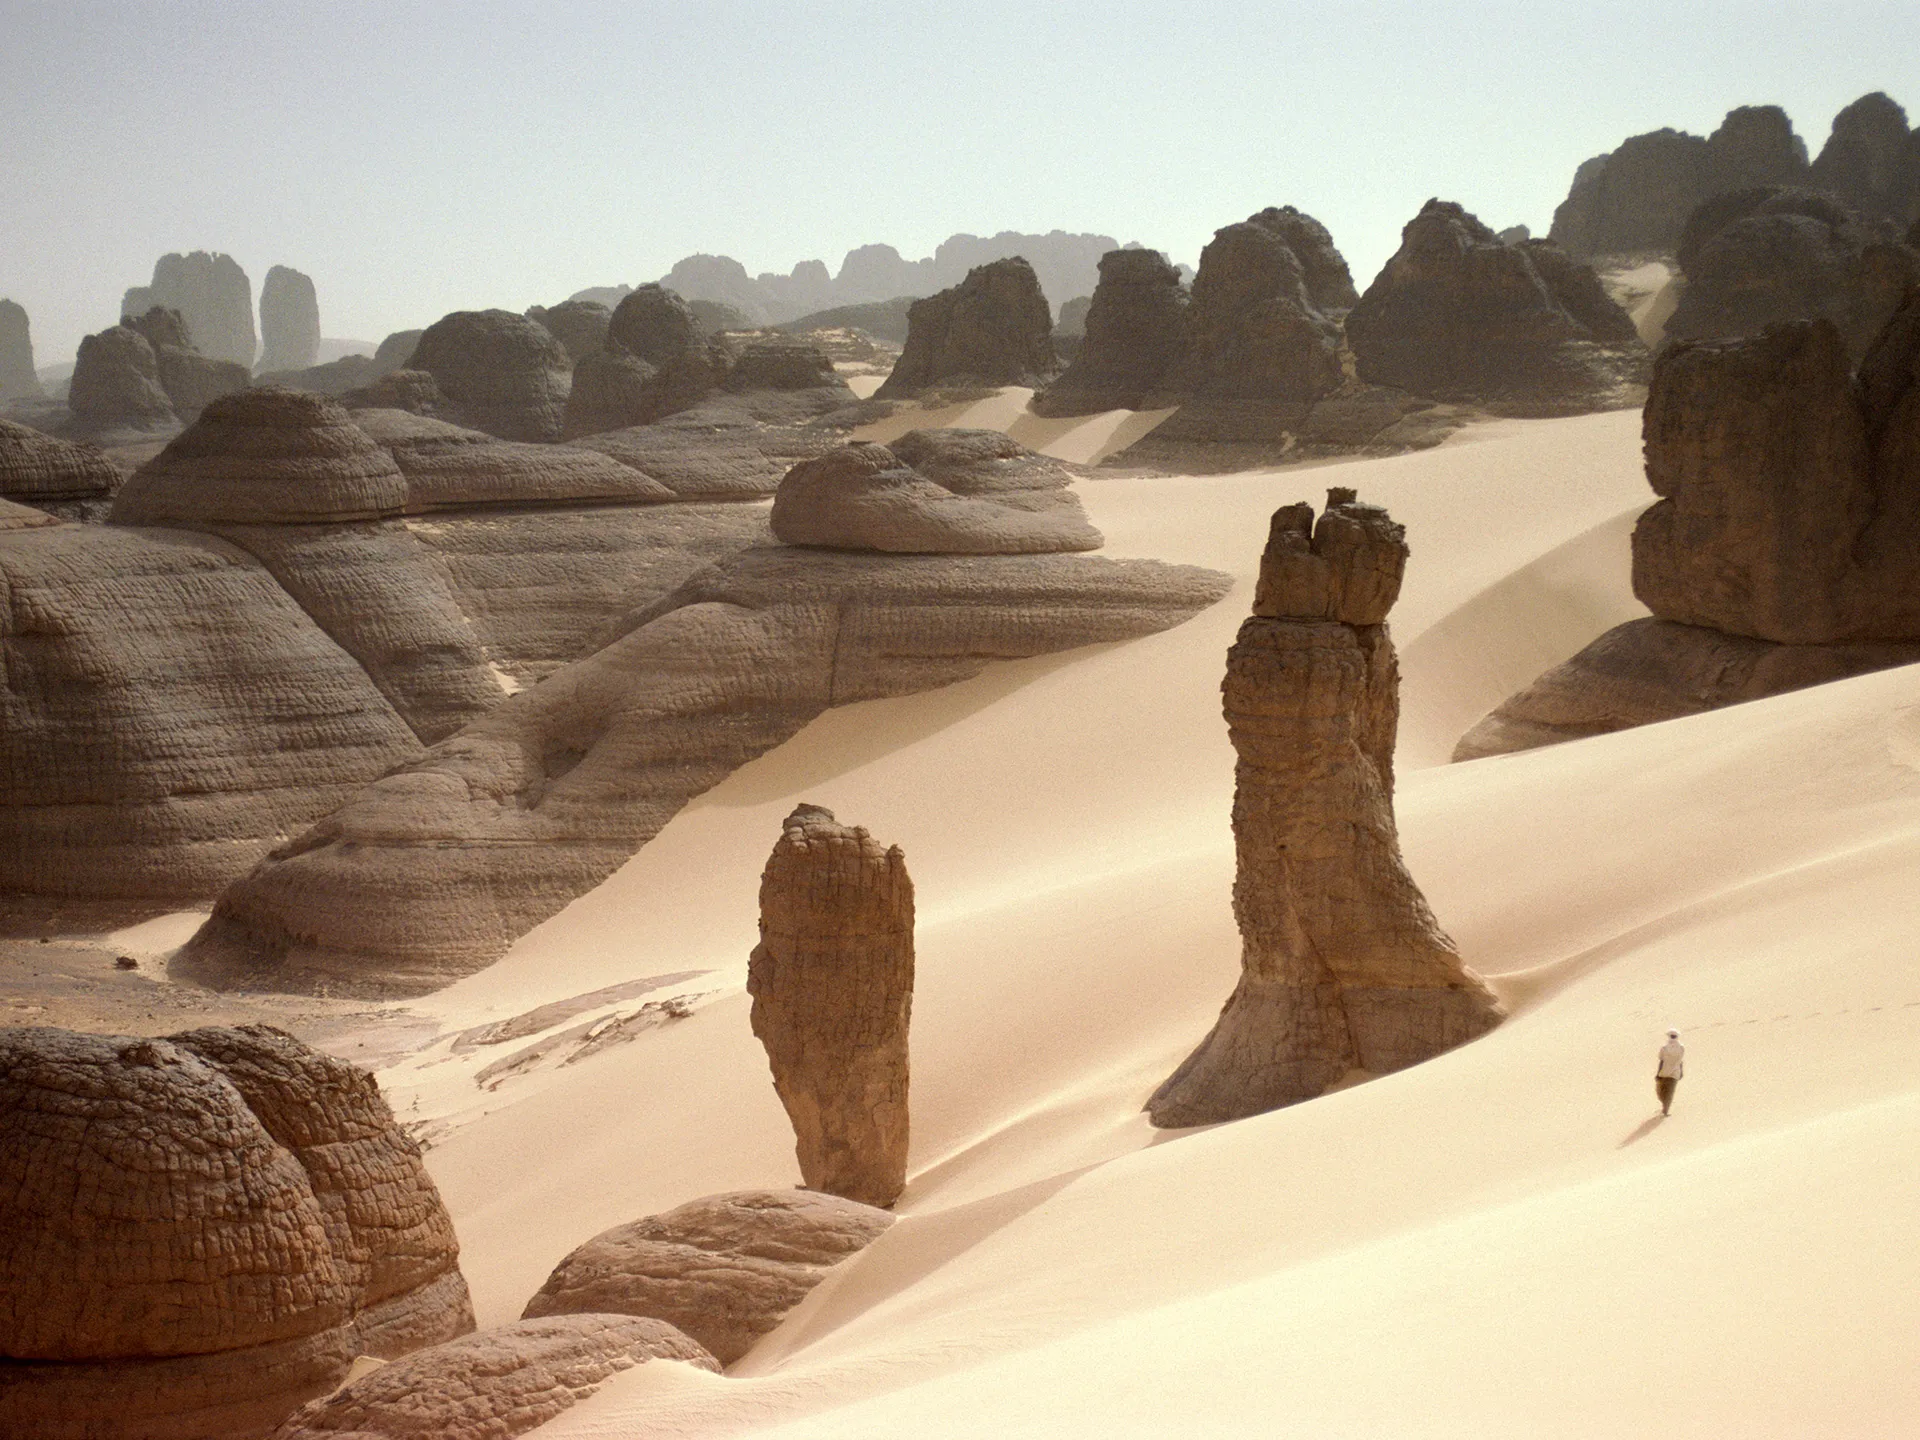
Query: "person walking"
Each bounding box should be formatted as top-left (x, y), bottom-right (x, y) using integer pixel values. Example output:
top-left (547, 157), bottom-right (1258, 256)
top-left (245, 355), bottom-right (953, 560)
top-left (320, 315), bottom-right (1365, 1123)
top-left (1655, 1030), bottom-right (1685, 1115)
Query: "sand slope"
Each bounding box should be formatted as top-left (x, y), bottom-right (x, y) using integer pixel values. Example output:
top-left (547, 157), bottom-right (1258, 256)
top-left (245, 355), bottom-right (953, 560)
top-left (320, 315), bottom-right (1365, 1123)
top-left (358, 406), bottom-right (1920, 1435)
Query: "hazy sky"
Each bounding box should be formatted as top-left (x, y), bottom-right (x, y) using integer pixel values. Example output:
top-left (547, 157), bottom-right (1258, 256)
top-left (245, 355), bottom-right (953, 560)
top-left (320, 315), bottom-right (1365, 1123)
top-left (3, 0), bottom-right (1915, 364)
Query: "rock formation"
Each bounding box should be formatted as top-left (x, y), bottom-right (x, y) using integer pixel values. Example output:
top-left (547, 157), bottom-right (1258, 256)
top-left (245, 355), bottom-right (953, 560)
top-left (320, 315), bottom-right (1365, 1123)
top-left (174, 522), bottom-right (1230, 996)
top-left (259, 266), bottom-right (322, 373)
top-left (1148, 492), bottom-right (1503, 1126)
top-left (67, 322), bottom-right (178, 434)
top-left (270, 1315), bottom-right (714, 1440)
top-left (748, 806), bottom-right (914, 1207)
top-left (352, 406), bottom-right (672, 511)
top-left (0, 417), bottom-right (120, 518)
top-left (0, 299), bottom-right (41, 400)
top-left (1666, 186), bottom-right (1919, 359)
top-left (342, 367), bottom-right (445, 413)
top-left (1345, 200), bottom-right (1644, 412)
top-left (1808, 92), bottom-right (1918, 224)
top-left (375, 328), bottom-right (423, 368)
top-left (527, 298), bottom-right (612, 362)
top-left (563, 285), bottom-right (731, 437)
top-left (123, 251), bottom-right (258, 368)
top-left (125, 305), bottom-right (253, 422)
top-left (1457, 297), bottom-right (1920, 759)
top-left (1032, 248), bottom-right (1191, 415)
top-left (408, 309), bottom-right (573, 442)
top-left (0, 1024), bottom-right (473, 1439)
top-left (771, 431), bottom-right (1101, 553)
top-left (875, 257), bottom-right (1057, 397)
top-left (522, 1189), bottom-right (894, 1363)
top-left (725, 337), bottom-right (838, 392)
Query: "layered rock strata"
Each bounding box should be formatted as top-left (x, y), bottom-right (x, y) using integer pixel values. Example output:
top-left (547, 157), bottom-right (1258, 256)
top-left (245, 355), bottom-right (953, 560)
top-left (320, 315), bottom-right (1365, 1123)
top-left (1346, 200), bottom-right (1644, 413)
top-left (409, 309), bottom-right (573, 442)
top-left (523, 1188), bottom-right (894, 1363)
top-left (0, 417), bottom-right (119, 519)
top-left (1457, 298), bottom-right (1920, 759)
top-left (1032, 248), bottom-right (1191, 415)
top-left (771, 431), bottom-right (1100, 553)
top-left (176, 534), bottom-right (1230, 996)
top-left (1148, 493), bottom-right (1503, 1125)
top-left (749, 808), bottom-right (915, 1207)
top-left (875, 257), bottom-right (1057, 397)
top-left (0, 1025), bottom-right (473, 1440)
top-left (352, 407), bottom-right (673, 510)
top-left (572, 385), bottom-right (857, 501)
top-left (0, 299), bottom-right (40, 400)
top-left (259, 266), bottom-right (322, 374)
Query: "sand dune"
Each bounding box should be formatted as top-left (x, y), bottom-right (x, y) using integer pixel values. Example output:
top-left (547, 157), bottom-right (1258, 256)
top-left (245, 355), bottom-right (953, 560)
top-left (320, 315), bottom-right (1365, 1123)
top-left (346, 404), bottom-right (1920, 1436)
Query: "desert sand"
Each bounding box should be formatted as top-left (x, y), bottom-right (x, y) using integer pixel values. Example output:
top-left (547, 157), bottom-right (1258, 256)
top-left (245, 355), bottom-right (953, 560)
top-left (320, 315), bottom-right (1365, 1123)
top-left (92, 395), bottom-right (1920, 1437)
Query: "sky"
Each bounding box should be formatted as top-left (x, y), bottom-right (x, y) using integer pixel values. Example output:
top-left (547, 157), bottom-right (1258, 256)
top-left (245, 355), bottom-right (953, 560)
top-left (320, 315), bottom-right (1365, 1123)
top-left (2, 0), bottom-right (1916, 365)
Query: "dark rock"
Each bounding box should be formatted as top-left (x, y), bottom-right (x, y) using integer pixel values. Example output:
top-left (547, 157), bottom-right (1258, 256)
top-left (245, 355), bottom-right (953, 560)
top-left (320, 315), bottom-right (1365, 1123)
top-left (1033, 249), bottom-right (1190, 416)
top-left (1707, 105), bottom-right (1811, 192)
top-left (67, 324), bottom-right (176, 433)
top-left (341, 368), bottom-right (445, 414)
top-left (259, 267), bottom-right (321, 374)
top-left (779, 297), bottom-right (916, 345)
top-left (0, 300), bottom-right (41, 400)
top-left (125, 308), bottom-right (252, 423)
top-left (374, 329), bottom-right (422, 368)
top-left (562, 286), bottom-right (731, 438)
top-left (875, 258), bottom-right (1057, 397)
top-left (527, 299), bottom-right (611, 361)
top-left (408, 310), bottom-right (572, 442)
top-left (1550, 129), bottom-right (1712, 257)
top-left (1809, 92), bottom-right (1917, 224)
top-left (724, 339), bottom-right (838, 392)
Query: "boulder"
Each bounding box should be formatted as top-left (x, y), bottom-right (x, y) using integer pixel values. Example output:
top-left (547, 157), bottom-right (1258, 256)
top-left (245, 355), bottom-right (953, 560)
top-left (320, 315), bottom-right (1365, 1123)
top-left (270, 1315), bottom-right (714, 1440)
top-left (257, 353), bottom-right (384, 396)
top-left (0, 1025), bottom-right (472, 1440)
top-left (67, 323), bottom-right (177, 434)
top-left (875, 257), bottom-right (1057, 397)
top-left (749, 807), bottom-right (914, 1207)
top-left (1809, 92), bottom-right (1917, 224)
top-left (0, 299), bottom-right (41, 400)
top-left (527, 299), bottom-right (611, 362)
top-left (260, 267), bottom-right (322, 373)
top-left (770, 434), bottom-right (1101, 554)
top-left (0, 497), bottom-right (60, 531)
top-left (1345, 199), bottom-right (1644, 412)
top-left (1032, 248), bottom-right (1191, 415)
top-left (1666, 186), bottom-right (1919, 358)
top-left (409, 310), bottom-right (573, 442)
top-left (563, 285), bottom-right (730, 437)
top-left (1148, 493), bottom-right (1503, 1125)
top-left (124, 251), bottom-right (258, 368)
top-left (522, 1189), bottom-right (894, 1364)
top-left (175, 545), bottom-right (1230, 995)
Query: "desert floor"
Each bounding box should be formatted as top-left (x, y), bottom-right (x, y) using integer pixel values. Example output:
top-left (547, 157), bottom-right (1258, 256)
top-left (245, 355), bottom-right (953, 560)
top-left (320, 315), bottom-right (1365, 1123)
top-left (74, 397), bottom-right (1920, 1436)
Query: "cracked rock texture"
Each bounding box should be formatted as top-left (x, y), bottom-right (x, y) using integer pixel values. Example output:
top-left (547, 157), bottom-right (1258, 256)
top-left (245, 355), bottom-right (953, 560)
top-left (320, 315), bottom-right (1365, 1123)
top-left (750, 808), bottom-right (915, 1207)
top-left (409, 310), bottom-right (573, 442)
top-left (876, 257), bottom-right (1057, 397)
top-left (1148, 493), bottom-right (1503, 1126)
top-left (271, 1315), bottom-right (717, 1440)
top-left (175, 545), bottom-right (1230, 996)
top-left (523, 1188), bottom-right (894, 1363)
top-left (563, 285), bottom-right (732, 438)
top-left (0, 417), bottom-right (119, 517)
top-left (572, 386), bottom-right (856, 501)
top-left (351, 407), bottom-right (673, 510)
top-left (0, 1024), bottom-right (472, 1439)
top-left (771, 432), bottom-right (1101, 554)
top-left (1032, 247), bottom-right (1192, 416)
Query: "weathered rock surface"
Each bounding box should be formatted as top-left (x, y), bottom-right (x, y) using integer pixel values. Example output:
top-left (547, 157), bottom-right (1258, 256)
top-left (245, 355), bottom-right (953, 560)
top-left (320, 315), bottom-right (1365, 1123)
top-left (124, 251), bottom-right (259, 368)
top-left (573, 388), bottom-right (854, 501)
top-left (725, 337), bottom-right (838, 392)
top-left (375, 329), bottom-right (423, 369)
top-left (271, 1315), bottom-right (716, 1440)
top-left (342, 367), bottom-right (445, 414)
top-left (522, 1189), bottom-right (894, 1363)
top-left (351, 407), bottom-right (673, 510)
top-left (0, 299), bottom-right (40, 400)
top-left (67, 322), bottom-right (178, 435)
top-left (0, 417), bottom-right (119, 515)
top-left (1346, 199), bottom-right (1644, 413)
top-left (771, 433), bottom-right (1100, 554)
top-left (0, 523), bottom-right (423, 897)
top-left (528, 299), bottom-right (612, 362)
top-left (176, 546), bottom-right (1230, 995)
top-left (1148, 493), bottom-right (1503, 1125)
top-left (260, 266), bottom-right (322, 374)
top-left (563, 285), bottom-right (732, 438)
top-left (876, 257), bottom-right (1056, 397)
top-left (409, 310), bottom-right (573, 442)
top-left (0, 1024), bottom-right (473, 1439)
top-left (125, 305), bottom-right (254, 422)
top-left (1809, 92), bottom-right (1918, 224)
top-left (0, 496), bottom-right (61, 530)
top-left (1666, 186), bottom-right (1919, 359)
top-left (1033, 248), bottom-right (1191, 415)
top-left (749, 808), bottom-right (914, 1207)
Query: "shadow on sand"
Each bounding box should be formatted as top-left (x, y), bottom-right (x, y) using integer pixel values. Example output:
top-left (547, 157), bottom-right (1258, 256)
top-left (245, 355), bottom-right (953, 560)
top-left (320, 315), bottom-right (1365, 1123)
top-left (1618, 1113), bottom-right (1667, 1148)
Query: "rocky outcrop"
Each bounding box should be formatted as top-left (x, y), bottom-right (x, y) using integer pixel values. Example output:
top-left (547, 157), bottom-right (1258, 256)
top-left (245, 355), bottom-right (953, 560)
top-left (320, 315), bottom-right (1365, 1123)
top-left (0, 496), bottom-right (60, 531)
top-left (0, 299), bottom-right (40, 400)
top-left (375, 329), bottom-right (423, 369)
top-left (270, 1315), bottom-right (714, 1440)
top-left (1148, 493), bottom-right (1503, 1126)
top-left (1032, 248), bottom-right (1190, 415)
top-left (259, 266), bottom-right (322, 374)
top-left (527, 299), bottom-right (612, 362)
top-left (67, 322), bottom-right (178, 435)
top-left (1809, 92), bottom-right (1918, 224)
top-left (1345, 200), bottom-right (1644, 413)
top-left (563, 285), bottom-right (732, 438)
top-left (522, 1189), bottom-right (894, 1363)
top-left (572, 387), bottom-right (855, 501)
top-left (342, 367), bottom-right (445, 413)
top-left (875, 257), bottom-right (1056, 397)
top-left (352, 407), bottom-right (672, 510)
top-left (1667, 187), bottom-right (1919, 359)
top-left (0, 417), bottom-right (119, 517)
top-left (126, 306), bottom-right (254, 422)
top-left (1458, 296), bottom-right (1920, 759)
top-left (749, 807), bottom-right (915, 1207)
top-left (771, 433), bottom-right (1101, 554)
top-left (725, 337), bottom-right (838, 392)
top-left (175, 544), bottom-right (1230, 996)
top-left (409, 310), bottom-right (573, 442)
top-left (0, 1025), bottom-right (472, 1439)
top-left (124, 251), bottom-right (258, 368)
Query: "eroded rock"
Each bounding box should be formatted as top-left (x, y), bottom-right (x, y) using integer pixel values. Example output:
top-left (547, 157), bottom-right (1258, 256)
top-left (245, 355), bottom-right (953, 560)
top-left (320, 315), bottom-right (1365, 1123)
top-left (1032, 248), bottom-right (1191, 416)
top-left (1148, 493), bottom-right (1502, 1125)
top-left (0, 299), bottom-right (40, 401)
top-left (875, 257), bottom-right (1057, 397)
top-left (260, 267), bottom-right (322, 374)
top-left (410, 310), bottom-right (573, 442)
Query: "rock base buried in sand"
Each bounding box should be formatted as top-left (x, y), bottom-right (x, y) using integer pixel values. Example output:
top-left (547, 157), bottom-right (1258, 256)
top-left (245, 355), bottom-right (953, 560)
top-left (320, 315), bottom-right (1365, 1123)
top-left (1148, 492), bottom-right (1502, 1126)
top-left (749, 807), bottom-right (913, 1207)
top-left (523, 1188), bottom-right (894, 1364)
